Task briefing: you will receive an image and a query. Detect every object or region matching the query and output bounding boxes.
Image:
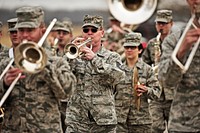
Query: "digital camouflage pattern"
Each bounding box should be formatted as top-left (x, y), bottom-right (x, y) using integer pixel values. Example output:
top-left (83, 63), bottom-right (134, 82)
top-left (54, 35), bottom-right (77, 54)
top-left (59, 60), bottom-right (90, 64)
top-left (115, 58), bottom-right (161, 133)
top-left (0, 47), bottom-right (76, 133)
top-left (142, 37), bottom-right (160, 66)
top-left (123, 32), bottom-right (142, 47)
top-left (65, 46), bottom-right (125, 133)
top-left (155, 10), bottom-right (173, 23)
top-left (158, 28), bottom-right (200, 132)
top-left (142, 34), bottom-right (174, 133)
top-left (7, 18), bottom-right (18, 32)
top-left (82, 14), bottom-right (103, 28)
top-left (15, 6), bottom-right (44, 28)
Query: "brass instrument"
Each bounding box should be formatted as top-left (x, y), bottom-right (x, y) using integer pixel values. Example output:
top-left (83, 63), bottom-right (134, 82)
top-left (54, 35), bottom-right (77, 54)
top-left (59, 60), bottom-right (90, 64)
top-left (0, 18), bottom-right (57, 121)
top-left (108, 0), bottom-right (158, 25)
top-left (51, 38), bottom-right (59, 56)
top-left (64, 38), bottom-right (92, 59)
top-left (0, 58), bottom-right (22, 122)
top-left (153, 30), bottom-right (162, 76)
top-left (133, 66), bottom-right (141, 111)
top-left (14, 18), bottom-right (57, 73)
top-left (0, 108), bottom-right (4, 123)
top-left (171, 6), bottom-right (200, 73)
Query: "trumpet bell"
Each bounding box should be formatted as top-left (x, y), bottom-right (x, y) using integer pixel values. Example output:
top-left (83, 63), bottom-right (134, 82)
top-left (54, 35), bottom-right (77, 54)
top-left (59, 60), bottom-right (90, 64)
top-left (14, 41), bottom-right (47, 74)
top-left (64, 43), bottom-right (80, 59)
top-left (108, 0), bottom-right (158, 25)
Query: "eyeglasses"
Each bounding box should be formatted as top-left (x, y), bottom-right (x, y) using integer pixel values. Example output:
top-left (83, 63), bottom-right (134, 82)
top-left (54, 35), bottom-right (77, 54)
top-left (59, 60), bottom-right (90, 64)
top-left (83, 28), bottom-right (98, 33)
top-left (9, 31), bottom-right (17, 34)
top-left (124, 46), bottom-right (137, 49)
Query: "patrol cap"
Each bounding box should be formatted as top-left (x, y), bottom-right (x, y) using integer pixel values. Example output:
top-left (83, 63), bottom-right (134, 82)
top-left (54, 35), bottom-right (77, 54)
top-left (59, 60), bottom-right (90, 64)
top-left (15, 6), bottom-right (44, 28)
top-left (123, 32), bottom-right (142, 47)
top-left (82, 14), bottom-right (103, 28)
top-left (56, 22), bottom-right (70, 32)
top-left (56, 20), bottom-right (73, 33)
top-left (51, 21), bottom-right (61, 31)
top-left (0, 21), bottom-right (2, 31)
top-left (155, 9), bottom-right (173, 23)
top-left (7, 18), bottom-right (18, 32)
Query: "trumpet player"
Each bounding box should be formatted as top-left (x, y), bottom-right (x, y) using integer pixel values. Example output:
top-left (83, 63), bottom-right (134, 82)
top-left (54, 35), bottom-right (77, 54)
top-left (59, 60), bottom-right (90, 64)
top-left (159, 0), bottom-right (200, 132)
top-left (115, 32), bottom-right (161, 133)
top-left (54, 19), bottom-right (73, 56)
top-left (0, 6), bottom-right (76, 133)
top-left (142, 9), bottom-right (174, 133)
top-left (65, 14), bottom-right (125, 133)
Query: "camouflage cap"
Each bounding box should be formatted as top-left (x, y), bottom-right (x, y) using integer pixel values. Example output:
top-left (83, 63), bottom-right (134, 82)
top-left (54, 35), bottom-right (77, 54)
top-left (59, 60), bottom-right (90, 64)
top-left (123, 32), bottom-right (142, 47)
top-left (7, 18), bottom-right (18, 32)
top-left (56, 20), bottom-right (73, 33)
top-left (15, 6), bottom-right (44, 28)
top-left (155, 10), bottom-right (173, 23)
top-left (52, 21), bottom-right (61, 31)
top-left (0, 21), bottom-right (2, 31)
top-left (82, 14), bottom-right (103, 28)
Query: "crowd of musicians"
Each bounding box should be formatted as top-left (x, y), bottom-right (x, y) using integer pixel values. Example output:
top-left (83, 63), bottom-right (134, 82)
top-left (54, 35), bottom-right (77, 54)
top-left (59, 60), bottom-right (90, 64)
top-left (0, 0), bottom-right (199, 132)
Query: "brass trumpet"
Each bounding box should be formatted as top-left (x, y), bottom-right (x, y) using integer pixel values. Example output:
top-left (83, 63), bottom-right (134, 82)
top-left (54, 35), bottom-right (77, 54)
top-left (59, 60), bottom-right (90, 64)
top-left (64, 38), bottom-right (92, 59)
top-left (171, 14), bottom-right (200, 73)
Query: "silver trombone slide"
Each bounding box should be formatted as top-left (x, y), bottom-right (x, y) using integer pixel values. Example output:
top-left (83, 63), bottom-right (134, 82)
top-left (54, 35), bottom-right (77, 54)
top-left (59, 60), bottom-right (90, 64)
top-left (171, 14), bottom-right (200, 73)
top-left (0, 73), bottom-right (21, 108)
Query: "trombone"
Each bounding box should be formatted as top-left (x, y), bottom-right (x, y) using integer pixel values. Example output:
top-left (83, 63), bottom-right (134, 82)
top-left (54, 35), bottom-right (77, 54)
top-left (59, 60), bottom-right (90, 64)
top-left (14, 18), bottom-right (57, 73)
top-left (64, 37), bottom-right (92, 59)
top-left (171, 14), bottom-right (200, 73)
top-left (0, 18), bottom-right (57, 120)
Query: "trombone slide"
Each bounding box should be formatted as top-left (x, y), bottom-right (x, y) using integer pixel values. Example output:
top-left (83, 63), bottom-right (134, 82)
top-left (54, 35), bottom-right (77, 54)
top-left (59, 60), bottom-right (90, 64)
top-left (171, 14), bottom-right (199, 73)
top-left (0, 73), bottom-right (21, 108)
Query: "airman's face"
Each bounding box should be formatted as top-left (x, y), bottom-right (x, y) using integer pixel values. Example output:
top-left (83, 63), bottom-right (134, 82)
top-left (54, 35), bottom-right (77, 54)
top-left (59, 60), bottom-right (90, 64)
top-left (18, 27), bottom-right (43, 45)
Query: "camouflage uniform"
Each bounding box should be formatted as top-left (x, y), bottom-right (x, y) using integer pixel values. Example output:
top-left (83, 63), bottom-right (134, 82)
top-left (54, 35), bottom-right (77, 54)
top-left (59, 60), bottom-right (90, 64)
top-left (52, 20), bottom-right (73, 57)
top-left (65, 15), bottom-right (125, 133)
top-left (104, 16), bottom-right (125, 59)
top-left (51, 19), bottom-right (74, 133)
top-left (142, 10), bottom-right (174, 133)
top-left (0, 6), bottom-right (76, 133)
top-left (116, 32), bottom-right (161, 133)
top-left (0, 21), bottom-right (5, 53)
top-left (158, 22), bottom-right (200, 132)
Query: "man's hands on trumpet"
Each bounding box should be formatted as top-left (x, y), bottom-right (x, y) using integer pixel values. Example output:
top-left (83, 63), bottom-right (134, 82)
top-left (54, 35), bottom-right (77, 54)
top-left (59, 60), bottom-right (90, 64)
top-left (72, 37), bottom-right (95, 60)
top-left (80, 46), bottom-right (95, 60)
top-left (3, 68), bottom-right (25, 87)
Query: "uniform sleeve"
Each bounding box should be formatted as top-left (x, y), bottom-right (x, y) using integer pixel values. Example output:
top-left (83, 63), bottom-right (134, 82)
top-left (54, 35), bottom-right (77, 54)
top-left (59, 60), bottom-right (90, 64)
top-left (91, 52), bottom-right (125, 86)
top-left (142, 42), bottom-right (151, 65)
top-left (41, 56), bottom-right (76, 102)
top-left (158, 31), bottom-right (183, 88)
top-left (0, 53), bottom-right (12, 94)
top-left (145, 66), bottom-right (162, 100)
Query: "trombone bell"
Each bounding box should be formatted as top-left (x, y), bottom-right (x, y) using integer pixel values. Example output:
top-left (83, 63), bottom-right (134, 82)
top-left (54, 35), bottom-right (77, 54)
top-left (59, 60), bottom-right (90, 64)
top-left (14, 41), bottom-right (47, 74)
